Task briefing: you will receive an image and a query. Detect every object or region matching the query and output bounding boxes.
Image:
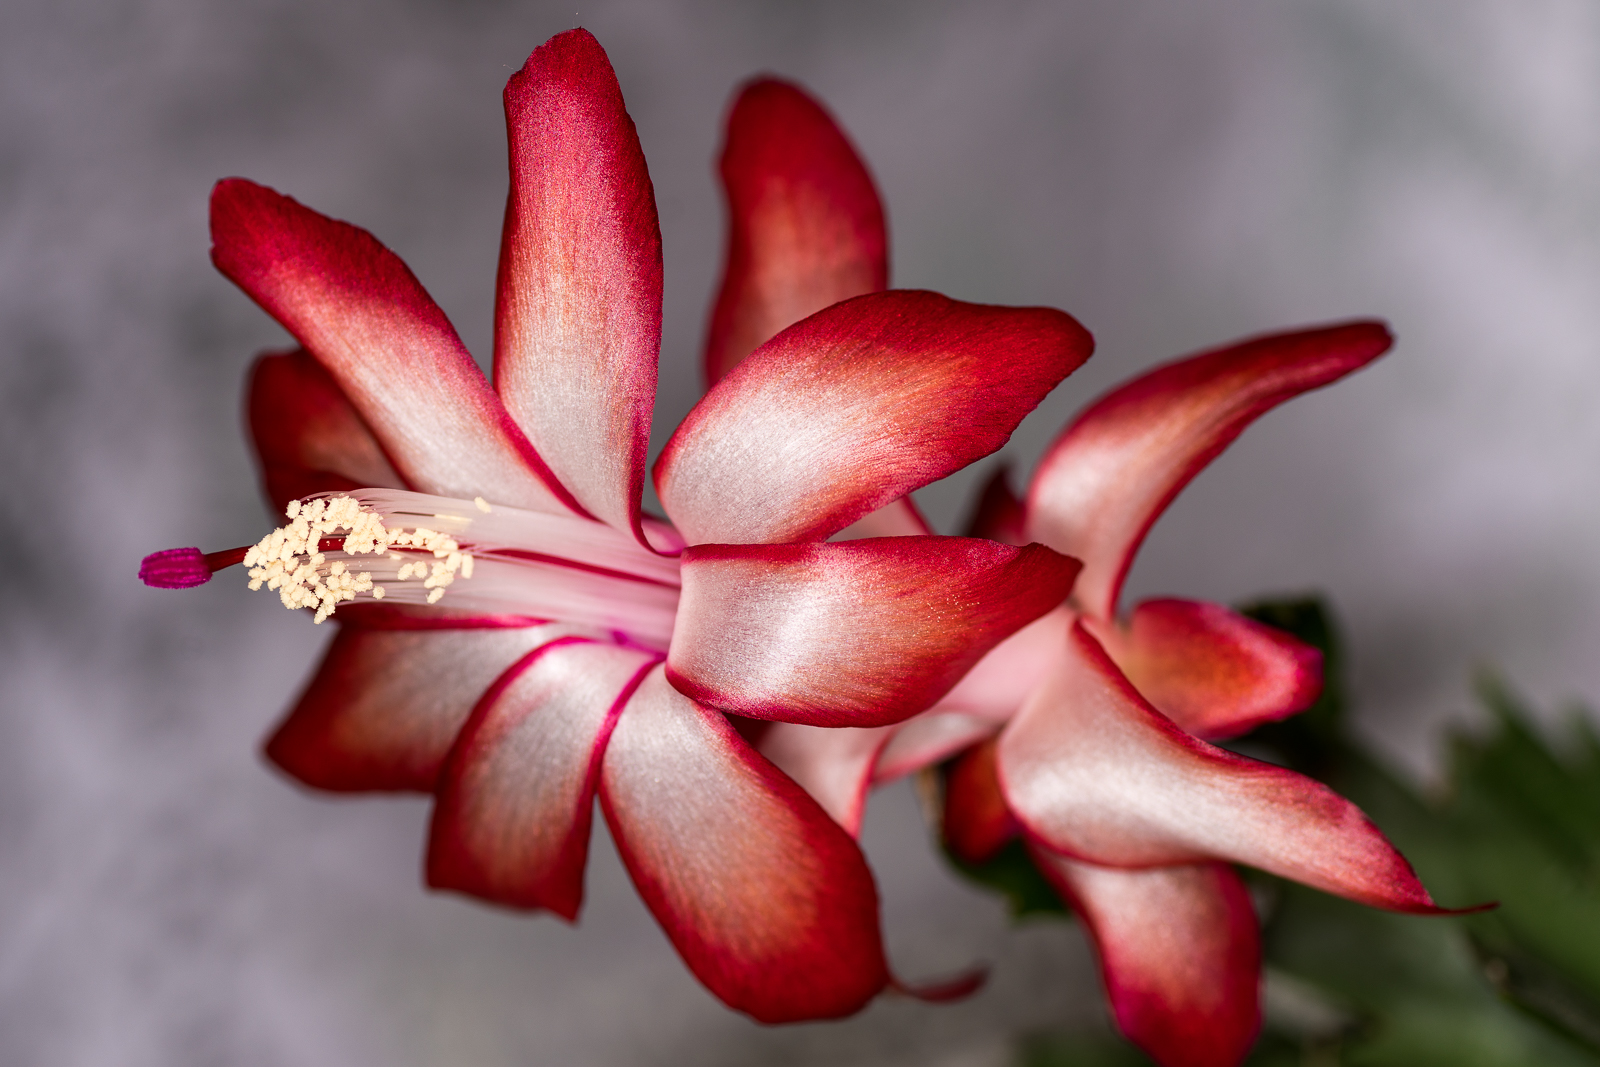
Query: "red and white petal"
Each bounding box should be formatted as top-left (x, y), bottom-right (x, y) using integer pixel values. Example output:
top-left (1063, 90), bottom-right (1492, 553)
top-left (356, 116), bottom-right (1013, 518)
top-left (494, 29), bottom-right (662, 543)
top-left (265, 622), bottom-right (573, 792)
top-left (667, 538), bottom-right (1080, 728)
top-left (758, 722), bottom-right (894, 836)
top-left (599, 666), bottom-right (890, 1023)
top-left (1025, 322), bottom-right (1392, 619)
top-left (1035, 852), bottom-right (1261, 1067)
top-left (1089, 599), bottom-right (1321, 742)
top-left (247, 348), bottom-right (403, 513)
top-left (942, 736), bottom-right (1018, 865)
top-left (426, 639), bottom-right (656, 920)
top-left (704, 77), bottom-right (887, 385)
top-left (657, 291), bottom-right (1093, 546)
top-left (998, 622), bottom-right (1440, 912)
top-left (210, 178), bottom-right (572, 513)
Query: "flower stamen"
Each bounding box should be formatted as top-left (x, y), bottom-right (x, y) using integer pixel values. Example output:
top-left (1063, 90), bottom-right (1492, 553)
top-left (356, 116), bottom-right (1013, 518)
top-left (241, 495), bottom-right (468, 623)
top-left (141, 488), bottom-right (680, 648)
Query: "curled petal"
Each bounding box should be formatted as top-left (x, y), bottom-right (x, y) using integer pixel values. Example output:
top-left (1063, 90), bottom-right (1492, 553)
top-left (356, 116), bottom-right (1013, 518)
top-left (1025, 321), bottom-right (1392, 618)
top-left (758, 721), bottom-right (894, 836)
top-left (942, 736), bottom-right (1018, 865)
top-left (657, 291), bottom-right (1093, 545)
top-left (705, 77), bottom-right (887, 384)
top-left (1035, 851), bottom-right (1261, 1067)
top-left (998, 622), bottom-right (1440, 912)
top-left (495, 29), bottom-right (662, 544)
top-left (210, 178), bottom-right (572, 512)
top-left (265, 623), bottom-right (574, 792)
top-left (667, 538), bottom-right (1080, 728)
top-left (427, 639), bottom-right (656, 920)
top-left (1089, 599), bottom-right (1321, 741)
top-left (247, 348), bottom-right (403, 513)
top-left (600, 667), bottom-right (889, 1022)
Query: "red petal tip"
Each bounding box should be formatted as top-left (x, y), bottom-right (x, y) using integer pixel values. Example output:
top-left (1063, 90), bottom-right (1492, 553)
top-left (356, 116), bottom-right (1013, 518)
top-left (139, 547), bottom-right (211, 588)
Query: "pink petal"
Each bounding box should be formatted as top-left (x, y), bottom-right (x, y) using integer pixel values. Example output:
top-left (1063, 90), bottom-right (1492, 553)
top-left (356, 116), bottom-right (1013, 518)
top-left (599, 666), bottom-right (889, 1022)
top-left (933, 605), bottom-right (1073, 725)
top-left (494, 30), bottom-right (663, 544)
top-left (872, 605), bottom-right (1068, 782)
top-left (704, 77), bottom-right (887, 385)
top-left (998, 621), bottom-right (1441, 912)
top-left (942, 736), bottom-right (1018, 865)
top-left (247, 348), bottom-right (404, 512)
top-left (758, 721), bottom-right (894, 836)
top-left (667, 538), bottom-right (1081, 728)
top-left (829, 496), bottom-right (932, 540)
top-left (1035, 851), bottom-right (1261, 1067)
top-left (264, 623), bottom-right (574, 792)
top-left (656, 291), bottom-right (1093, 545)
top-left (210, 178), bottom-right (573, 513)
top-left (1088, 599), bottom-right (1322, 742)
top-left (1025, 321), bottom-right (1392, 619)
top-left (962, 464), bottom-right (1026, 544)
top-left (426, 638), bottom-right (656, 920)
top-left (873, 710), bottom-right (996, 783)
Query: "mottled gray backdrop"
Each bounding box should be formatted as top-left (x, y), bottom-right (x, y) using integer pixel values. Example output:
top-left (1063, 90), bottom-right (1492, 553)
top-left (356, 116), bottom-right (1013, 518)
top-left (4, 1), bottom-right (1599, 1064)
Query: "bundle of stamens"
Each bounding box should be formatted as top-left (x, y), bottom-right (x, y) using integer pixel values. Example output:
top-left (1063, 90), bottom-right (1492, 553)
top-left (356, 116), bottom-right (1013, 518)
top-left (242, 494), bottom-right (469, 622)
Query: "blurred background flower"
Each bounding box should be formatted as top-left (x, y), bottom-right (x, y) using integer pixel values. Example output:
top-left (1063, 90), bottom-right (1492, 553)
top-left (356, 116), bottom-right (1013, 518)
top-left (4, 1), bottom-right (1599, 1064)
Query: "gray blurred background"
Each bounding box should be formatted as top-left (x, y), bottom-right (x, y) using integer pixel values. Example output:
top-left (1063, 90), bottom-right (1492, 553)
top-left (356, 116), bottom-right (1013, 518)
top-left (4, 1), bottom-right (1599, 1064)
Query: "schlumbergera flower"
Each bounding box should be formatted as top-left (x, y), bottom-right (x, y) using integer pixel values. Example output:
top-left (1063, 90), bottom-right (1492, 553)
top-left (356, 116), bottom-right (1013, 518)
top-left (138, 30), bottom-right (1099, 1022)
top-left (702, 79), bottom-right (1468, 1066)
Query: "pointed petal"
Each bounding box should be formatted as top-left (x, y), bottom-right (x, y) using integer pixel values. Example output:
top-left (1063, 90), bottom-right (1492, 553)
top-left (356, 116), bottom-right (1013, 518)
top-left (705, 77), bottom-right (887, 385)
top-left (962, 464), bottom-right (1026, 544)
top-left (1089, 599), bottom-right (1322, 741)
top-left (210, 178), bottom-right (573, 512)
top-left (1025, 322), bottom-right (1392, 618)
top-left (599, 667), bottom-right (890, 1022)
top-left (998, 622), bottom-right (1440, 912)
top-left (758, 721), bottom-right (893, 836)
top-left (426, 639), bottom-right (655, 920)
top-left (657, 291), bottom-right (1093, 545)
top-left (494, 29), bottom-right (662, 543)
top-left (942, 736), bottom-right (1018, 864)
top-left (264, 622), bottom-right (574, 792)
top-left (1035, 852), bottom-right (1261, 1067)
top-left (667, 538), bottom-right (1080, 728)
